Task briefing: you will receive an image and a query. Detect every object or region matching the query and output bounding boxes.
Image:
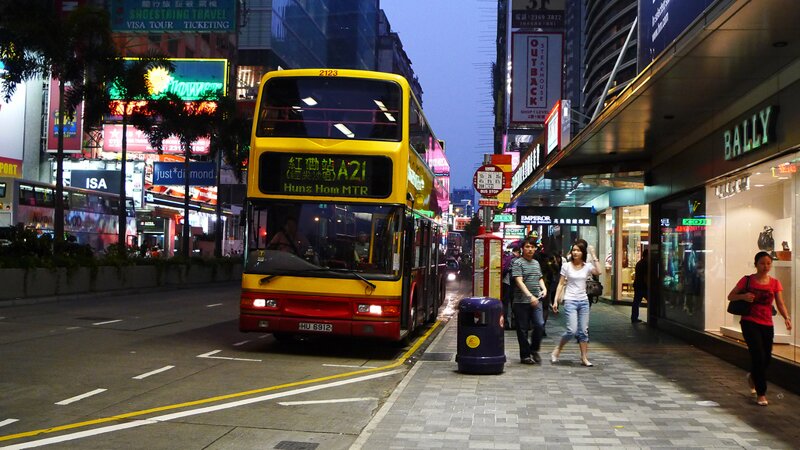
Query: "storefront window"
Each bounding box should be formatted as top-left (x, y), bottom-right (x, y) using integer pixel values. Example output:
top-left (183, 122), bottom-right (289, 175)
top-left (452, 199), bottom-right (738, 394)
top-left (598, 209), bottom-right (614, 299)
top-left (619, 205), bottom-right (650, 301)
top-left (707, 152), bottom-right (798, 363)
top-left (656, 189), bottom-right (706, 331)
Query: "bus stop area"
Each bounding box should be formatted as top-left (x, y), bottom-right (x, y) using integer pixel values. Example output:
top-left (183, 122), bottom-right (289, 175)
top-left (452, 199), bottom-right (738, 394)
top-left (353, 300), bottom-right (800, 449)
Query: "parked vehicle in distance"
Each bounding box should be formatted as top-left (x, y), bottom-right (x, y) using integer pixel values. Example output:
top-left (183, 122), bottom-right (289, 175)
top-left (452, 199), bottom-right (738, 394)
top-left (444, 258), bottom-right (460, 281)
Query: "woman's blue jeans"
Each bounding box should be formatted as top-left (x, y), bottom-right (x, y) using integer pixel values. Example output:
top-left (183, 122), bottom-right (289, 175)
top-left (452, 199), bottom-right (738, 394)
top-left (561, 299), bottom-right (590, 343)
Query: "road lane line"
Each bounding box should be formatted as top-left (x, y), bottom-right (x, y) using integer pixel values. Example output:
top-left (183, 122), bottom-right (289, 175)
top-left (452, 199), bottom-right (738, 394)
top-left (232, 340), bottom-right (250, 346)
top-left (278, 397), bottom-right (377, 406)
top-left (323, 364), bottom-right (377, 369)
top-left (205, 303), bottom-right (223, 308)
top-left (0, 420), bottom-right (18, 428)
top-left (55, 389), bottom-right (107, 406)
top-left (92, 320), bottom-right (121, 326)
top-left (197, 350), bottom-right (261, 362)
top-left (132, 366), bottom-right (175, 380)
top-left (0, 320), bottom-right (442, 445)
top-left (3, 370), bottom-right (402, 449)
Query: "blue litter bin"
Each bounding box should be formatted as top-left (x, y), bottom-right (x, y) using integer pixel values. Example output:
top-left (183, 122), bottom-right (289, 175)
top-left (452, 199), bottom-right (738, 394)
top-left (456, 297), bottom-right (506, 374)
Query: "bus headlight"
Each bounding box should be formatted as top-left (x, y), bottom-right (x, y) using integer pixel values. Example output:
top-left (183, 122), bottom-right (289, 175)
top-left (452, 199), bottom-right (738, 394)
top-left (447, 273), bottom-right (457, 281)
top-left (358, 304), bottom-right (382, 314)
top-left (253, 298), bottom-right (277, 308)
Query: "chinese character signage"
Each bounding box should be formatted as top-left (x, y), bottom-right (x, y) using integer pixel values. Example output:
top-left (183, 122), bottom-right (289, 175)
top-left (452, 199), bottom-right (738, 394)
top-left (511, 0), bottom-right (565, 29)
top-left (517, 206), bottom-right (596, 226)
top-left (511, 33), bottom-right (563, 125)
top-left (259, 153), bottom-right (394, 198)
top-left (110, 0), bottom-right (236, 33)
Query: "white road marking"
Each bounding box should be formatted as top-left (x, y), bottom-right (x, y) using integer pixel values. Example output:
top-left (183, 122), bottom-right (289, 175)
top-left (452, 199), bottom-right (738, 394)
top-left (232, 340), bottom-right (250, 346)
top-left (66, 327), bottom-right (81, 330)
top-left (92, 320), bottom-right (122, 326)
top-left (205, 303), bottom-right (223, 308)
top-left (197, 350), bottom-right (261, 362)
top-left (55, 389), bottom-right (107, 406)
top-left (7, 370), bottom-right (403, 449)
top-left (278, 397), bottom-right (378, 406)
top-left (323, 364), bottom-right (378, 369)
top-left (0, 418), bottom-right (19, 428)
top-left (132, 366), bottom-right (175, 380)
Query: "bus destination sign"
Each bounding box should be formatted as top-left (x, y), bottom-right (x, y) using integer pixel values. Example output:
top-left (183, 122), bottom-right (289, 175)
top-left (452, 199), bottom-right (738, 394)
top-left (259, 153), bottom-right (393, 198)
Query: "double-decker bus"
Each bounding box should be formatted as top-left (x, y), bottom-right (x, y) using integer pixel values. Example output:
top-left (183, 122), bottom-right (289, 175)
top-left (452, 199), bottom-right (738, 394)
top-left (0, 177), bottom-right (136, 252)
top-left (239, 69), bottom-right (449, 342)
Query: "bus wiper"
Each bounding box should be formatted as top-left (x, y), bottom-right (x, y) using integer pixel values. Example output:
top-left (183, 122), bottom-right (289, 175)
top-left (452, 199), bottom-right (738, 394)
top-left (259, 274), bottom-right (279, 284)
top-left (325, 268), bottom-right (377, 290)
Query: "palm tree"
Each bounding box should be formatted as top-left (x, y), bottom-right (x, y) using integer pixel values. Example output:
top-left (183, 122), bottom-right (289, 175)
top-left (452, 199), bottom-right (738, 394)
top-left (0, 1), bottom-right (115, 245)
top-left (132, 90), bottom-right (219, 258)
top-left (79, 55), bottom-right (174, 254)
top-left (208, 94), bottom-right (251, 257)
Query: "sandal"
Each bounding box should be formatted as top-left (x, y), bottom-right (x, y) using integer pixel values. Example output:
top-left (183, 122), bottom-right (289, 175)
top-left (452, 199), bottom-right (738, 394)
top-left (757, 398), bottom-right (769, 406)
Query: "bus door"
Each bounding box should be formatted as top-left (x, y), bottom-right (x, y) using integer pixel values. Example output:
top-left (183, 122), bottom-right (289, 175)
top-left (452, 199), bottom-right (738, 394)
top-left (400, 213), bottom-right (415, 330)
top-left (419, 219), bottom-right (432, 320)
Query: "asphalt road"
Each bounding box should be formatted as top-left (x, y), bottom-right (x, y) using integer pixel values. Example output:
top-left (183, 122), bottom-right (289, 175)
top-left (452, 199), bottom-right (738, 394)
top-left (0, 279), bottom-right (470, 449)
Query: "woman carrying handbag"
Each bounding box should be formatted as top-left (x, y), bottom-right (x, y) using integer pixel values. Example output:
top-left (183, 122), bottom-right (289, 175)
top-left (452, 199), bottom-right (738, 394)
top-left (551, 240), bottom-right (600, 366)
top-left (727, 251), bottom-right (792, 406)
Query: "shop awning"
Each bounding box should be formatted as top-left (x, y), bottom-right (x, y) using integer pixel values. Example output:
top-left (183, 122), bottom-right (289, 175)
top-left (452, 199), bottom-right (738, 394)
top-left (514, 0), bottom-right (800, 206)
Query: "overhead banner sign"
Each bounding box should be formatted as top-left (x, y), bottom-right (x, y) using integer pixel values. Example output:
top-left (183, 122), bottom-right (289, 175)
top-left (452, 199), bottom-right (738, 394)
top-left (638, 0), bottom-right (714, 69)
top-left (511, 32), bottom-right (563, 125)
top-left (110, 0), bottom-right (236, 33)
top-left (517, 206), bottom-right (596, 226)
top-left (153, 162), bottom-right (216, 186)
top-left (46, 77), bottom-right (83, 154)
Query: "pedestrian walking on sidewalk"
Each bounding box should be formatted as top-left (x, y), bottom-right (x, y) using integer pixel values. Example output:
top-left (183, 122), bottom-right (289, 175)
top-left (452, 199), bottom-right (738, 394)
top-left (511, 237), bottom-right (547, 364)
top-left (727, 251), bottom-right (792, 406)
top-left (551, 240), bottom-right (600, 366)
top-left (631, 249), bottom-right (649, 323)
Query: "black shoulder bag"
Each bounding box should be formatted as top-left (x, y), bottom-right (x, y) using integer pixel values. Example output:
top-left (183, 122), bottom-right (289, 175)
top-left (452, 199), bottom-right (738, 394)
top-left (726, 276), bottom-right (752, 315)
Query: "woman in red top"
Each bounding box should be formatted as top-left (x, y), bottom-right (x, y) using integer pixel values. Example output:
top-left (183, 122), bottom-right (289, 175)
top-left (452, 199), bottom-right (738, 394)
top-left (727, 251), bottom-right (792, 406)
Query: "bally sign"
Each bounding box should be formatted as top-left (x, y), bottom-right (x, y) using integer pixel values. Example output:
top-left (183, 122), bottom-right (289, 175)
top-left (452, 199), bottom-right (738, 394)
top-left (723, 105), bottom-right (776, 160)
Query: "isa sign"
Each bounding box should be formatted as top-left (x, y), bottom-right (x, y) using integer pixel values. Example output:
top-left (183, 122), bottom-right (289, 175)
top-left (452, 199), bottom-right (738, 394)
top-left (153, 162), bottom-right (216, 186)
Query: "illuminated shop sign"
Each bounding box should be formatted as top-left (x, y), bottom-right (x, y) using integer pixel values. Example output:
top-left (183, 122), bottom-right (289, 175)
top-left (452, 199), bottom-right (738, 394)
top-left (681, 218), bottom-right (709, 226)
top-left (109, 58), bottom-right (227, 102)
top-left (512, 143), bottom-right (543, 193)
top-left (714, 175), bottom-right (750, 199)
top-left (259, 153), bottom-right (393, 198)
top-left (493, 214), bottom-right (514, 223)
top-left (545, 100), bottom-right (571, 154)
top-left (517, 206), bottom-right (596, 226)
top-left (152, 162), bottom-right (216, 186)
top-left (723, 105), bottom-right (776, 161)
top-left (110, 0), bottom-right (236, 33)
top-left (771, 162), bottom-right (798, 177)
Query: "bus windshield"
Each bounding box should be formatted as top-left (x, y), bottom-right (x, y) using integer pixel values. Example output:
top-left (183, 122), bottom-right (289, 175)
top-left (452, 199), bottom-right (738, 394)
top-left (255, 76), bottom-right (402, 141)
top-left (245, 201), bottom-right (403, 279)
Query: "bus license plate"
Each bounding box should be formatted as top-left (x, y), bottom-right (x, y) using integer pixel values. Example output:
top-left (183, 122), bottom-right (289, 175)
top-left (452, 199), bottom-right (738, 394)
top-left (299, 322), bottom-right (332, 332)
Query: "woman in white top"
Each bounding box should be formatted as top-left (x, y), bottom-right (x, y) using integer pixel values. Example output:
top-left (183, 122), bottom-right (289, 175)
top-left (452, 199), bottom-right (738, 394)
top-left (551, 240), bottom-right (600, 366)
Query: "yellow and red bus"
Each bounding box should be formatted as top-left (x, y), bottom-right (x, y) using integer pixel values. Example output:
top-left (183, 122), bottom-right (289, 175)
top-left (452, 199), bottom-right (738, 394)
top-left (239, 69), bottom-right (449, 342)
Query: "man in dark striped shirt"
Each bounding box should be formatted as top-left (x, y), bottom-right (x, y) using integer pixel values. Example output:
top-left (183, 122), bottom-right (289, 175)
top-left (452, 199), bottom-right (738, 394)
top-left (511, 237), bottom-right (547, 364)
